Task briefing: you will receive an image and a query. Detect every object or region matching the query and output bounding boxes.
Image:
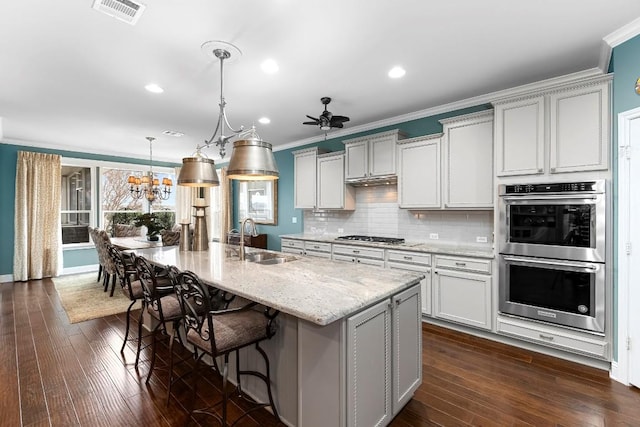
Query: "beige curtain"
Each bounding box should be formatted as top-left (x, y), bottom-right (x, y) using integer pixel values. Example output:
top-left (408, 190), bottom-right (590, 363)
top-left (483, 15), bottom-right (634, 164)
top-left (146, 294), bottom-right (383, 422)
top-left (14, 151), bottom-right (62, 281)
top-left (219, 167), bottom-right (232, 242)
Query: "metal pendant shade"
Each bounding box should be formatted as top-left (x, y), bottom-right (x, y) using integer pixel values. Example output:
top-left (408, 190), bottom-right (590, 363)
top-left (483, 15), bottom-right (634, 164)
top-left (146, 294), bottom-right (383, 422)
top-left (177, 155), bottom-right (219, 187)
top-left (227, 137), bottom-right (279, 180)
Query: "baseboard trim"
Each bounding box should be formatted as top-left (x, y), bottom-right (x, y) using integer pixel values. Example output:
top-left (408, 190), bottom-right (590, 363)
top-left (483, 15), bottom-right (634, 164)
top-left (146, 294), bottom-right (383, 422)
top-left (61, 264), bottom-right (100, 276)
top-left (0, 274), bottom-right (14, 284)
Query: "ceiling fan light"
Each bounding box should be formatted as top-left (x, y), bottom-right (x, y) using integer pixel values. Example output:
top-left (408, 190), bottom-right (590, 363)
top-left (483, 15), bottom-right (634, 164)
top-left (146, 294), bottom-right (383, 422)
top-left (178, 155), bottom-right (219, 187)
top-left (320, 124), bottom-right (331, 131)
top-left (227, 137), bottom-right (279, 180)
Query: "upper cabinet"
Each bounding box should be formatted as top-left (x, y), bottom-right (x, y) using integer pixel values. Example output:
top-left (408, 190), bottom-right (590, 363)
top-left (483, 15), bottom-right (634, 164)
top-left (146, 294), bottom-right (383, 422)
top-left (397, 111), bottom-right (494, 210)
top-left (292, 147), bottom-right (321, 209)
top-left (292, 147), bottom-right (354, 210)
top-left (316, 151), bottom-right (355, 210)
top-left (440, 110), bottom-right (494, 209)
top-left (397, 133), bottom-right (442, 209)
top-left (343, 129), bottom-right (406, 182)
top-left (493, 76), bottom-right (611, 177)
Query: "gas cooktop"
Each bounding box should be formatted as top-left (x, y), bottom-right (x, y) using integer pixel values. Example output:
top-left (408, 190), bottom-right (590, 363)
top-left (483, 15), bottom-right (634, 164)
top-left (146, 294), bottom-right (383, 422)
top-left (335, 235), bottom-right (405, 245)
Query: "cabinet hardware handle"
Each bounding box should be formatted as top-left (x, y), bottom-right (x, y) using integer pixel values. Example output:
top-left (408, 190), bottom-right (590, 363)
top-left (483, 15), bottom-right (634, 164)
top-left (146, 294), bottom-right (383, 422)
top-left (313, 245), bottom-right (319, 249)
top-left (404, 256), bottom-right (413, 260)
top-left (353, 250), bottom-right (360, 254)
top-left (539, 334), bottom-right (554, 341)
top-left (396, 299), bottom-right (401, 306)
top-left (355, 259), bottom-right (360, 263)
top-left (455, 262), bottom-right (466, 267)
top-left (538, 168), bottom-right (543, 173)
top-left (550, 167), bottom-right (556, 172)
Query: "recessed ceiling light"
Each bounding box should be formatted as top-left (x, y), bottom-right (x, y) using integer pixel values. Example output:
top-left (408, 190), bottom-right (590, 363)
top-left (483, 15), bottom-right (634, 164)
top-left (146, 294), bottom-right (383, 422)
top-left (261, 59), bottom-right (279, 74)
top-left (162, 130), bottom-right (184, 137)
top-left (258, 117), bottom-right (271, 124)
top-left (145, 83), bottom-right (164, 93)
top-left (388, 66), bottom-right (406, 79)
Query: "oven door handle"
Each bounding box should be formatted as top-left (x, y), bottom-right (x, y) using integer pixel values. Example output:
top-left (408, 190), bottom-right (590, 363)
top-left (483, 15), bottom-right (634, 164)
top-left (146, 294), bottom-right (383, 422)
top-left (500, 195), bottom-right (598, 202)
top-left (502, 255), bottom-right (599, 272)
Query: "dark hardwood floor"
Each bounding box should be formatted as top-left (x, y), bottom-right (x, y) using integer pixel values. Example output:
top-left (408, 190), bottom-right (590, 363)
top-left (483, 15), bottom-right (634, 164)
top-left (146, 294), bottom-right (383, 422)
top-left (2, 278), bottom-right (639, 426)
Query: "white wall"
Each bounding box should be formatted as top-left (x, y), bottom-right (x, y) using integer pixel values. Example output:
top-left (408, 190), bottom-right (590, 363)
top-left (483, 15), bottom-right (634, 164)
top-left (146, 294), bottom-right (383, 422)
top-left (303, 185), bottom-right (493, 247)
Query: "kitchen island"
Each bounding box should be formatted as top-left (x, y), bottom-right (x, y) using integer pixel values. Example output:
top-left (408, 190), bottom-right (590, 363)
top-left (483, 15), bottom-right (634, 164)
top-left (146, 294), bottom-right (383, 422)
top-left (130, 243), bottom-right (424, 427)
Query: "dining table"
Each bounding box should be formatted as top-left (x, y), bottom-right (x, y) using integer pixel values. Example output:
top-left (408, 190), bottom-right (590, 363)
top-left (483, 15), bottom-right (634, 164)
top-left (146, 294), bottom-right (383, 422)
top-left (110, 236), bottom-right (163, 250)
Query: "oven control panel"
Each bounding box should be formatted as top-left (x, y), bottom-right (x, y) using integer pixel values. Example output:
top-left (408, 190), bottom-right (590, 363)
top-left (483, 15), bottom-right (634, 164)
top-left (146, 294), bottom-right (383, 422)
top-left (501, 180), bottom-right (603, 195)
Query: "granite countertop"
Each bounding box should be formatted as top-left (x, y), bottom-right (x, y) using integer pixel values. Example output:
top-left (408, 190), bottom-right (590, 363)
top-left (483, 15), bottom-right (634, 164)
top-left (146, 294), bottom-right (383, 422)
top-left (280, 233), bottom-right (495, 259)
top-left (129, 243), bottom-right (423, 326)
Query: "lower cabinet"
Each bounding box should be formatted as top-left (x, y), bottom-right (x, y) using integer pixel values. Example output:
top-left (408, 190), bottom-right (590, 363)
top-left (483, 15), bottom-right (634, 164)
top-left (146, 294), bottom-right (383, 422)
top-left (333, 244), bottom-right (385, 267)
top-left (433, 255), bottom-right (492, 330)
top-left (346, 283), bottom-right (422, 426)
top-left (387, 250), bottom-right (432, 316)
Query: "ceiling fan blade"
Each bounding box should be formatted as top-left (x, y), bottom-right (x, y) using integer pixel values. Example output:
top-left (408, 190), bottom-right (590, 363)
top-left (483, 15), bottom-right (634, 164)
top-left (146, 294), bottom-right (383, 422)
top-left (303, 121), bottom-right (319, 125)
top-left (332, 115), bottom-right (350, 123)
top-left (331, 122), bottom-right (344, 128)
top-left (306, 115), bottom-right (319, 121)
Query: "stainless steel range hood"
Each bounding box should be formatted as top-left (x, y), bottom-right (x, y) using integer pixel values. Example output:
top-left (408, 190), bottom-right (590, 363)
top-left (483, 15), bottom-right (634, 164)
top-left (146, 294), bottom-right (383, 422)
top-left (345, 175), bottom-right (397, 187)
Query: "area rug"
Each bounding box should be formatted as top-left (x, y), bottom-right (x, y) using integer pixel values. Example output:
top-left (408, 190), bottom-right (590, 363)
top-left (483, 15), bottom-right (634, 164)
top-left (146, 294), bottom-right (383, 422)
top-left (52, 272), bottom-right (131, 324)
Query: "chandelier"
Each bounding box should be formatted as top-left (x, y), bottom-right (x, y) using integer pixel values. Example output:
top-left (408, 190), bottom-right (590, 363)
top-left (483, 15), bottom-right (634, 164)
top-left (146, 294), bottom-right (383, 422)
top-left (177, 40), bottom-right (278, 187)
top-left (127, 136), bottom-right (172, 202)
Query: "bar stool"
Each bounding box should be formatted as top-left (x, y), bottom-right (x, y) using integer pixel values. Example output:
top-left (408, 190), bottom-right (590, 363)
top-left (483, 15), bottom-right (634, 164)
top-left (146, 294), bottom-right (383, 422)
top-left (133, 254), bottom-right (183, 384)
top-left (171, 269), bottom-right (280, 426)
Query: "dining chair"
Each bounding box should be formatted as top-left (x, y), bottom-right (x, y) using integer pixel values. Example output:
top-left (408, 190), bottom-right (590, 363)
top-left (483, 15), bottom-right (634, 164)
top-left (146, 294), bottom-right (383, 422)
top-left (107, 243), bottom-right (146, 366)
top-left (133, 254), bottom-right (183, 385)
top-left (171, 269), bottom-right (280, 426)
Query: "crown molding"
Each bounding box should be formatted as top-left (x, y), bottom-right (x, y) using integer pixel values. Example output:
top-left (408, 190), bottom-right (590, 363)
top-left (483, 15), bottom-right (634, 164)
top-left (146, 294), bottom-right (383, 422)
top-left (599, 16), bottom-right (640, 71)
top-left (0, 137), bottom-right (179, 164)
top-left (274, 68), bottom-right (606, 153)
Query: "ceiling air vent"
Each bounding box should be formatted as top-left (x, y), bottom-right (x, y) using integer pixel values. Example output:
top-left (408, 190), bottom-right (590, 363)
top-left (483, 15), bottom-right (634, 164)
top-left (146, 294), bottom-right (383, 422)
top-left (92, 0), bottom-right (146, 25)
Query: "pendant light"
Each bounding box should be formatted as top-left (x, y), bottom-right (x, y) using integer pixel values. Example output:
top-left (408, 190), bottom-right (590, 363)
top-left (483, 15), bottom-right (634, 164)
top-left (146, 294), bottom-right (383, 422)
top-left (178, 40), bottom-right (278, 187)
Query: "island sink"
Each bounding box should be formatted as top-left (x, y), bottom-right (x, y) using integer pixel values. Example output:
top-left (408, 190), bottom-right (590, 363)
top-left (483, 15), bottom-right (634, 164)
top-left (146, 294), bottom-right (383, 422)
top-left (244, 251), bottom-right (298, 265)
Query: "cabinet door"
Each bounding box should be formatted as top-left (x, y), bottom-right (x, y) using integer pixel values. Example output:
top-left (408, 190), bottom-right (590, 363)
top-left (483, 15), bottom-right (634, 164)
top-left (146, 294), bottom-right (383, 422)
top-left (345, 140), bottom-right (368, 180)
top-left (294, 150), bottom-right (317, 209)
top-left (388, 262), bottom-right (431, 315)
top-left (347, 299), bottom-right (392, 427)
top-left (391, 284), bottom-right (422, 415)
top-left (317, 154), bottom-right (346, 209)
top-left (443, 115), bottom-right (494, 208)
top-left (549, 83), bottom-right (609, 173)
top-left (494, 96), bottom-right (545, 176)
top-left (398, 138), bottom-right (441, 208)
top-left (369, 135), bottom-right (396, 177)
top-left (433, 268), bottom-right (492, 330)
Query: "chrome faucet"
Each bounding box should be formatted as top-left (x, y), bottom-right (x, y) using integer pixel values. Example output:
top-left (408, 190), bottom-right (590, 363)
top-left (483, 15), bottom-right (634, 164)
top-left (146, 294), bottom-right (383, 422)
top-left (239, 217), bottom-right (258, 260)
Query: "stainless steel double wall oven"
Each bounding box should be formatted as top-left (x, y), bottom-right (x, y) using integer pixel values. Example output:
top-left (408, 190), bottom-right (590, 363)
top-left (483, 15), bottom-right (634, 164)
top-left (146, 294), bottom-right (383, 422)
top-left (498, 180), bottom-right (606, 333)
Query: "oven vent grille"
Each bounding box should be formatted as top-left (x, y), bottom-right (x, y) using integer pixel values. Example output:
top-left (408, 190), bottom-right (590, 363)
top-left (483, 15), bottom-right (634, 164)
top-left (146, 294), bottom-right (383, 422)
top-left (92, 0), bottom-right (146, 25)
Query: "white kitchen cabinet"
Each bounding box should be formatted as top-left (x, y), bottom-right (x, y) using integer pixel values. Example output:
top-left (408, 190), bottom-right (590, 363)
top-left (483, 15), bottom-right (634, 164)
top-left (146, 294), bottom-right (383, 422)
top-left (433, 255), bottom-right (492, 330)
top-left (494, 76), bottom-right (611, 177)
top-left (317, 151), bottom-right (355, 210)
top-left (303, 240), bottom-right (332, 259)
top-left (292, 148), bottom-right (354, 210)
top-left (280, 238), bottom-right (305, 255)
top-left (346, 283), bottom-right (421, 426)
top-left (387, 250), bottom-right (432, 316)
top-left (497, 315), bottom-right (609, 360)
top-left (440, 110), bottom-right (494, 209)
top-left (343, 129), bottom-right (406, 182)
top-left (397, 133), bottom-right (442, 209)
top-left (292, 147), bottom-right (321, 209)
top-left (333, 244), bottom-right (385, 267)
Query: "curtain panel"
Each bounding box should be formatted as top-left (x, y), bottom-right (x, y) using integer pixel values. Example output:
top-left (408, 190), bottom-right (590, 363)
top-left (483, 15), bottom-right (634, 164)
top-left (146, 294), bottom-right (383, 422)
top-left (14, 151), bottom-right (62, 281)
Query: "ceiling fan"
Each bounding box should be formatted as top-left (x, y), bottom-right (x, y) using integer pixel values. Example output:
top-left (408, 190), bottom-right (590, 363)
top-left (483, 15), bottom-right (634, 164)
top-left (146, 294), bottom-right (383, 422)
top-left (303, 97), bottom-right (350, 131)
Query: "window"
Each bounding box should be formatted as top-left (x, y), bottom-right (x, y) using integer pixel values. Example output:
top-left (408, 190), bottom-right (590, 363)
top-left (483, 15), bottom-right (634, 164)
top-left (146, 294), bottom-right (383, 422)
top-left (61, 165), bottom-right (93, 245)
top-left (101, 166), bottom-right (176, 236)
top-left (60, 158), bottom-right (177, 245)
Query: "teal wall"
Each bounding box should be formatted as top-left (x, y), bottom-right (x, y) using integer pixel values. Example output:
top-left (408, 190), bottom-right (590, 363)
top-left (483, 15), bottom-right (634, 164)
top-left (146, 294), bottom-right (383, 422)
top-left (232, 104), bottom-right (492, 251)
top-left (610, 34), bottom-right (640, 360)
top-left (0, 142), bottom-right (179, 276)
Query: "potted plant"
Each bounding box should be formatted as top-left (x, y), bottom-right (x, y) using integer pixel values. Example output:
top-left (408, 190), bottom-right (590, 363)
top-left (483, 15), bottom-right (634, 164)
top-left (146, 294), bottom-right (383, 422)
top-left (134, 213), bottom-right (164, 241)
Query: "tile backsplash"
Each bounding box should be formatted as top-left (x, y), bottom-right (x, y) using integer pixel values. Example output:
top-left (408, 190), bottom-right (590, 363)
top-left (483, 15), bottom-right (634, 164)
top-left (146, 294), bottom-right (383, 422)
top-left (303, 185), bottom-right (493, 247)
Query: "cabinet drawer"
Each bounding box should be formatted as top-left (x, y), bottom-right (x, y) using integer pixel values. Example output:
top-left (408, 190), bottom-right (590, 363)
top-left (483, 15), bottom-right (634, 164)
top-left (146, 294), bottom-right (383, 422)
top-left (305, 250), bottom-right (332, 259)
top-left (387, 250), bottom-right (431, 267)
top-left (497, 317), bottom-right (609, 360)
top-left (282, 246), bottom-right (304, 255)
top-left (333, 244), bottom-right (384, 260)
top-left (333, 253), bottom-right (385, 267)
top-left (304, 241), bottom-right (332, 253)
top-left (434, 255), bottom-right (491, 274)
top-left (281, 239), bottom-right (304, 250)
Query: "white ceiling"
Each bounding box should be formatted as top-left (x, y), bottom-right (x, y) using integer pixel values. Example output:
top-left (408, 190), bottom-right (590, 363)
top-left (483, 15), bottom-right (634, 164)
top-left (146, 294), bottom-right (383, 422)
top-left (1, 1), bottom-right (639, 163)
